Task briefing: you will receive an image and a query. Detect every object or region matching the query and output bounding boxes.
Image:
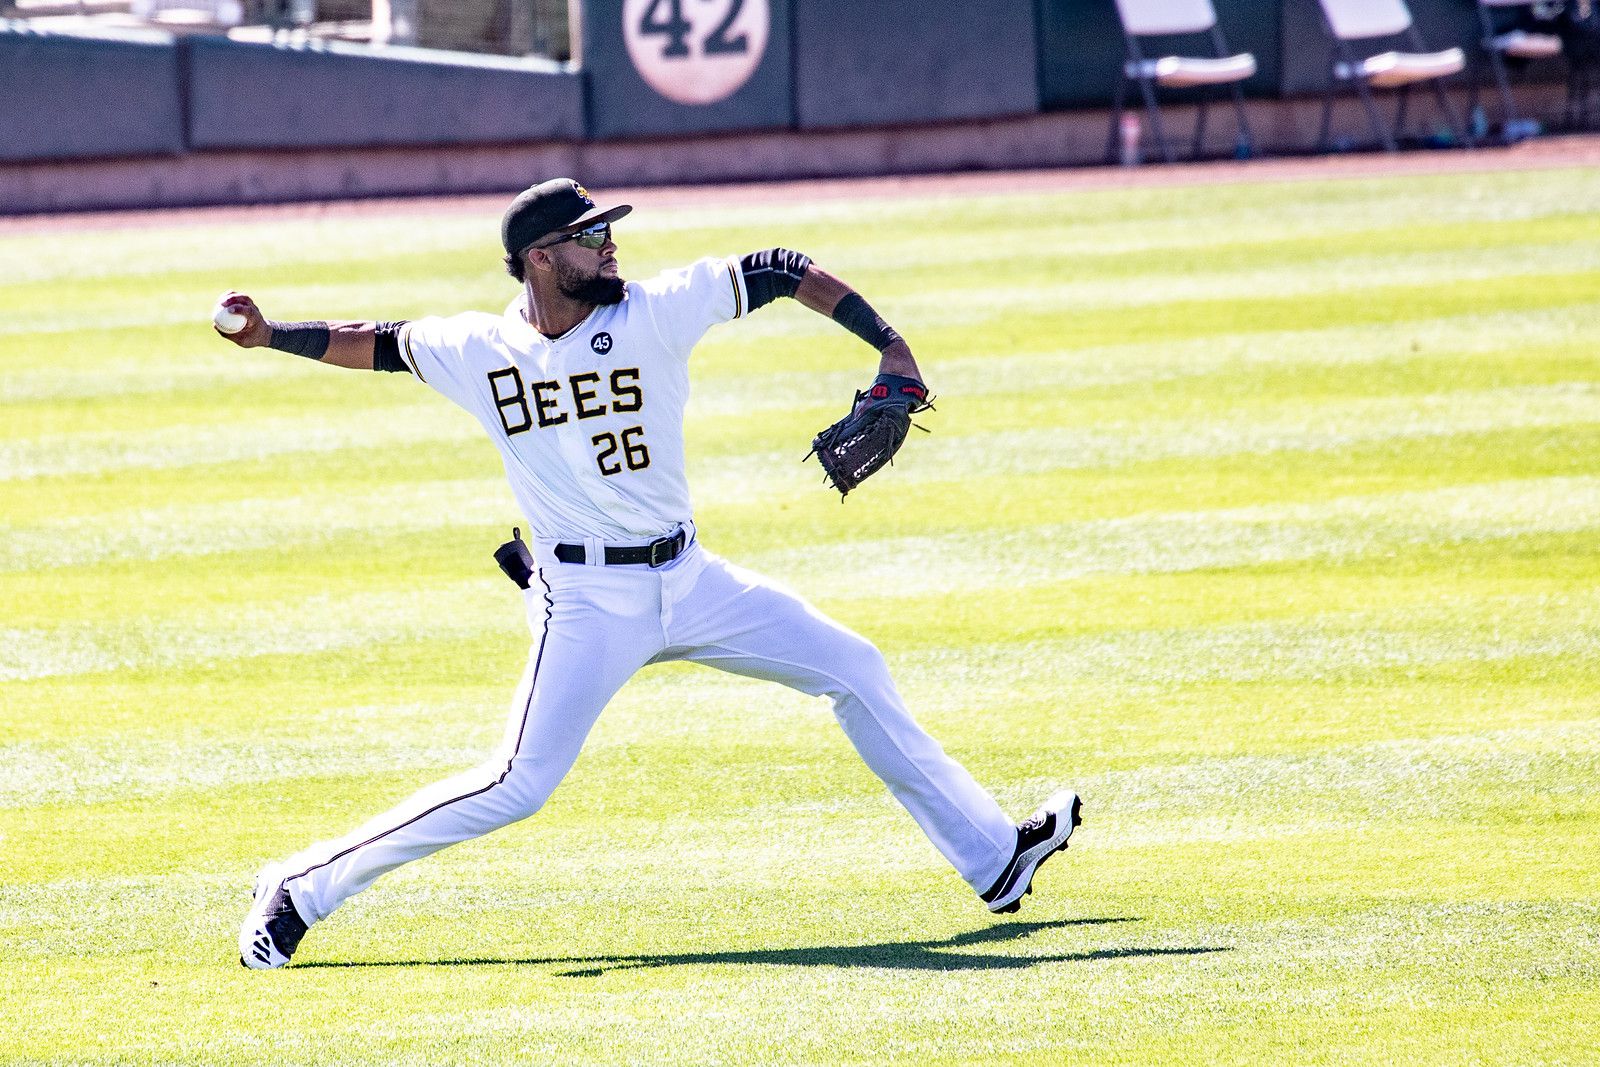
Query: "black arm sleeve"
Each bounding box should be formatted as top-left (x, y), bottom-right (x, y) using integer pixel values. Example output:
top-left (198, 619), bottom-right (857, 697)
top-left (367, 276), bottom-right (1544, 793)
top-left (265, 321), bottom-right (330, 360)
top-left (372, 320), bottom-right (411, 374)
top-left (831, 293), bottom-right (903, 353)
top-left (739, 248), bottom-right (812, 311)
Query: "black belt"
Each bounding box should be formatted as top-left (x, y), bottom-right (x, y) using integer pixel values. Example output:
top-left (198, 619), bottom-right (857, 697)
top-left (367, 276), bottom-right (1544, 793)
top-left (554, 529), bottom-right (687, 567)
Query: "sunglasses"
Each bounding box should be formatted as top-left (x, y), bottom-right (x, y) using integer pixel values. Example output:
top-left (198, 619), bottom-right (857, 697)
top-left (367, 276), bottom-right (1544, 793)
top-left (541, 222), bottom-right (612, 250)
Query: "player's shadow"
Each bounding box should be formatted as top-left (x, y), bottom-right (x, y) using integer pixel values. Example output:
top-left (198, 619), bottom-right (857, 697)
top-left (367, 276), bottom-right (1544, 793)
top-left (299, 917), bottom-right (1230, 975)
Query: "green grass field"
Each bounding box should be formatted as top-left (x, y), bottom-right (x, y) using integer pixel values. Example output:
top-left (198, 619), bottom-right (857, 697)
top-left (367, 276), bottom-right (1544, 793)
top-left (3, 163), bottom-right (1599, 1064)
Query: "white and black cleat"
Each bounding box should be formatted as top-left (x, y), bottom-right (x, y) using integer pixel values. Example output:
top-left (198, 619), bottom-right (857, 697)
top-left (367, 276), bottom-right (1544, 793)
top-left (981, 790), bottom-right (1083, 914)
top-left (239, 864), bottom-right (310, 970)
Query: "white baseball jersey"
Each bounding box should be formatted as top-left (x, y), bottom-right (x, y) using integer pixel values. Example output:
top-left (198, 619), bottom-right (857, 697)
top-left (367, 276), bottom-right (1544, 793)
top-left (397, 256), bottom-right (749, 541)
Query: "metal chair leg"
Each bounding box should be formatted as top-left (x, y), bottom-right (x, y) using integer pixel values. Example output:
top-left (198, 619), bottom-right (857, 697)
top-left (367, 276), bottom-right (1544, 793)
top-left (1575, 64), bottom-right (1599, 130)
top-left (1229, 80), bottom-right (1255, 157)
top-left (1489, 48), bottom-right (1518, 132)
top-left (1466, 54), bottom-right (1484, 128)
top-left (1192, 89), bottom-right (1211, 159)
top-left (1476, 2), bottom-right (1521, 134)
top-left (1319, 78), bottom-right (1337, 150)
top-left (1356, 80), bottom-right (1397, 151)
top-left (1135, 74), bottom-right (1174, 163)
top-left (1431, 75), bottom-right (1468, 146)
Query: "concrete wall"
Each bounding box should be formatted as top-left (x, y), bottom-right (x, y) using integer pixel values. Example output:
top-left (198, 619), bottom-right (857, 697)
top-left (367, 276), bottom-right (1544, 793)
top-left (185, 37), bottom-right (584, 149)
top-left (793, 0), bottom-right (1038, 129)
top-left (0, 24), bottom-right (185, 161)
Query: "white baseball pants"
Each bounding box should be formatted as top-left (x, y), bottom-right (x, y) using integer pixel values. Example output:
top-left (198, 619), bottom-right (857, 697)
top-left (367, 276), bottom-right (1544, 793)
top-left (279, 542), bottom-right (1016, 924)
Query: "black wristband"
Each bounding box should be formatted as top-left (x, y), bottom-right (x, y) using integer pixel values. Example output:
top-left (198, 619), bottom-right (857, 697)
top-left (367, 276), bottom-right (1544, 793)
top-left (867, 372), bottom-right (929, 408)
top-left (266, 320), bottom-right (331, 360)
top-left (831, 293), bottom-right (903, 353)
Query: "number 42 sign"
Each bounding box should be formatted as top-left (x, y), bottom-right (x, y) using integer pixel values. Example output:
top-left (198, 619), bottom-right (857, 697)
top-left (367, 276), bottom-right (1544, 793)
top-left (622, 0), bottom-right (770, 105)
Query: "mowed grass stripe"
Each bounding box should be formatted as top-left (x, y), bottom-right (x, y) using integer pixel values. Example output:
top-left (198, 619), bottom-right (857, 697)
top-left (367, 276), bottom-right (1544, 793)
top-left (690, 303), bottom-right (1600, 414)
top-left (743, 476), bottom-right (1600, 596)
top-left (5, 168), bottom-right (1595, 295)
top-left (6, 728), bottom-right (1594, 862)
top-left (5, 215), bottom-right (1594, 359)
top-left (0, 576), bottom-right (512, 680)
top-left (0, 477), bottom-right (508, 570)
top-left (0, 401), bottom-right (477, 479)
top-left (5, 475), bottom-right (1597, 679)
top-left (897, 270), bottom-right (1600, 358)
top-left (6, 526), bottom-right (1595, 732)
top-left (9, 299), bottom-right (1597, 455)
top-left (6, 567), bottom-right (1596, 686)
top-left (685, 269), bottom-right (1600, 378)
top-left (6, 462), bottom-right (1597, 626)
top-left (11, 294), bottom-right (1597, 426)
top-left (697, 381), bottom-right (1600, 500)
top-left (6, 382), bottom-right (1595, 569)
top-left (889, 239), bottom-right (1600, 324)
top-left (703, 169), bottom-right (1600, 277)
top-left (6, 593), bottom-right (1598, 807)
top-left (6, 327), bottom-right (1594, 472)
top-left (0, 895), bottom-right (1590, 1063)
top-left (869, 217), bottom-right (1600, 312)
top-left (893, 603), bottom-right (1600, 689)
top-left (5, 396), bottom-right (1594, 541)
top-left (7, 208), bottom-right (1596, 335)
top-left (5, 169), bottom-right (1596, 356)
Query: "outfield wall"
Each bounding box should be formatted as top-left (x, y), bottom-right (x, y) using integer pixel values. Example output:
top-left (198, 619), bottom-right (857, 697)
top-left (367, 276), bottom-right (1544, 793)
top-left (0, 2), bottom-right (1578, 213)
top-left (0, 25), bottom-right (186, 162)
top-left (185, 38), bottom-right (584, 150)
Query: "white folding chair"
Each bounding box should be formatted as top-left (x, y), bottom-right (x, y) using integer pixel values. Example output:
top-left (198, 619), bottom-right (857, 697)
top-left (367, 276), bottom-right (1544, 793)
top-left (1316, 0), bottom-right (1468, 151)
top-left (1107, 0), bottom-right (1257, 164)
top-left (131, 0), bottom-right (246, 27)
top-left (1475, 0), bottom-right (1562, 136)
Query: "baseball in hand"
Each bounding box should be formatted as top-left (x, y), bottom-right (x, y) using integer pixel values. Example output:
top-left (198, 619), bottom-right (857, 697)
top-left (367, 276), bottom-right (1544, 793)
top-left (212, 299), bottom-right (248, 334)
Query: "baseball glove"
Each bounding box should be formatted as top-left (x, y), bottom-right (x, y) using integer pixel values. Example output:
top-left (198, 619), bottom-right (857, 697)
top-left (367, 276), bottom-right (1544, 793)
top-left (806, 372), bottom-right (933, 498)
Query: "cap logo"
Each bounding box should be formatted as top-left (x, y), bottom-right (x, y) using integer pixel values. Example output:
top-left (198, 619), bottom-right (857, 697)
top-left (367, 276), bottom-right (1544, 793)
top-left (574, 183), bottom-right (595, 207)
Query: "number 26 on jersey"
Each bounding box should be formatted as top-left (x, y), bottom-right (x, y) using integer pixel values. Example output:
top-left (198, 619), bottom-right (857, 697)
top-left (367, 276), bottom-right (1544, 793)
top-left (486, 366), bottom-right (650, 476)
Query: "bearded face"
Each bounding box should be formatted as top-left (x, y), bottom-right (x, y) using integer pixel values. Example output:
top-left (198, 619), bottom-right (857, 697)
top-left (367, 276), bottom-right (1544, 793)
top-left (553, 255), bottom-right (625, 306)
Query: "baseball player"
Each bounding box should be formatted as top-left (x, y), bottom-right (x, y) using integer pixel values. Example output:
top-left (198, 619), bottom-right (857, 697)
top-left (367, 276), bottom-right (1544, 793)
top-left (224, 178), bottom-right (1081, 969)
